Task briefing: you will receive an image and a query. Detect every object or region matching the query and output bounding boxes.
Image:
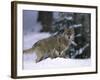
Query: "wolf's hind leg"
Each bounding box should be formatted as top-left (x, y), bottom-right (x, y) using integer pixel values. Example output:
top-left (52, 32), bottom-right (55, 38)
top-left (35, 50), bottom-right (44, 63)
top-left (35, 55), bottom-right (43, 63)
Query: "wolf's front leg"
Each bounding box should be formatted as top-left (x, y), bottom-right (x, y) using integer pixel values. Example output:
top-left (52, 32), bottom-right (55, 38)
top-left (50, 48), bottom-right (59, 58)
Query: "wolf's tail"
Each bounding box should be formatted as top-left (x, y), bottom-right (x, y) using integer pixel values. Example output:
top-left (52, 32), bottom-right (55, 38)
top-left (23, 41), bottom-right (38, 54)
top-left (23, 47), bottom-right (35, 54)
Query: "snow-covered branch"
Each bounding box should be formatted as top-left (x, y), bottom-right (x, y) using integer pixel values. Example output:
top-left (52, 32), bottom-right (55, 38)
top-left (72, 24), bottom-right (82, 28)
top-left (71, 43), bottom-right (89, 58)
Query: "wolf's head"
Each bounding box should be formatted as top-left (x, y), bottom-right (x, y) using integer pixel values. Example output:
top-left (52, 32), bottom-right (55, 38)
top-left (63, 27), bottom-right (75, 41)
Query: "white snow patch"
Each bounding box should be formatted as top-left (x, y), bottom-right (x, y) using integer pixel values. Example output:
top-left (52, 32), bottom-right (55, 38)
top-left (23, 53), bottom-right (91, 69)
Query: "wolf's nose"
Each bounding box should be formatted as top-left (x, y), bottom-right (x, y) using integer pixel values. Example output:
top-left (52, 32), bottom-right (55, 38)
top-left (68, 36), bottom-right (70, 39)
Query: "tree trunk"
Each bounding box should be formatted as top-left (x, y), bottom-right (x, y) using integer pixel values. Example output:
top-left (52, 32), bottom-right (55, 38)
top-left (37, 11), bottom-right (53, 32)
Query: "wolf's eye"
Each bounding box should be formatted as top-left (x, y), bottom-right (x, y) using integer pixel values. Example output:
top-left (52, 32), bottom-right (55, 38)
top-left (67, 31), bottom-right (72, 35)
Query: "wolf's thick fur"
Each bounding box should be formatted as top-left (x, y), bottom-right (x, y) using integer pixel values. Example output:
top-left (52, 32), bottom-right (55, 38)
top-left (23, 28), bottom-right (74, 62)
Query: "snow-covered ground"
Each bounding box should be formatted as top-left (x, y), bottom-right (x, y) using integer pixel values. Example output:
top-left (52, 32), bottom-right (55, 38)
top-left (23, 32), bottom-right (91, 70)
